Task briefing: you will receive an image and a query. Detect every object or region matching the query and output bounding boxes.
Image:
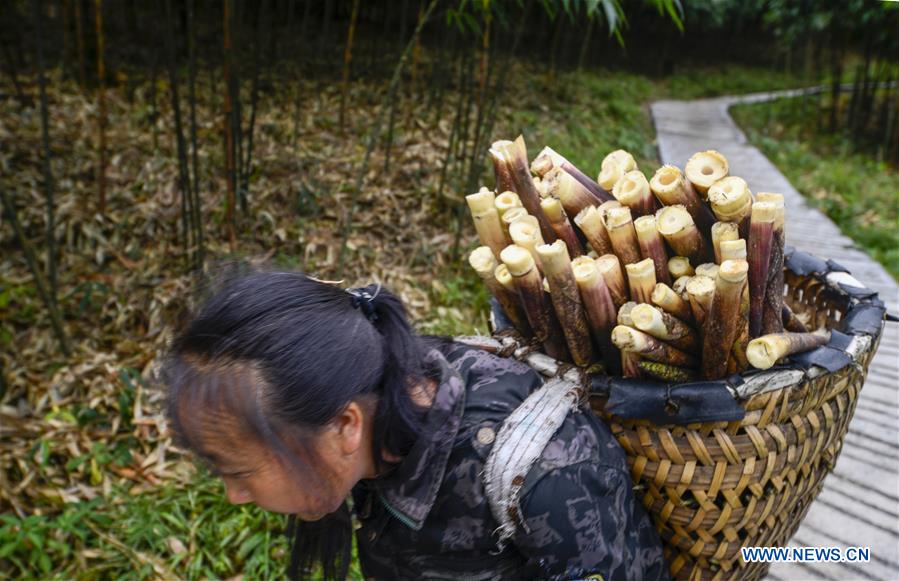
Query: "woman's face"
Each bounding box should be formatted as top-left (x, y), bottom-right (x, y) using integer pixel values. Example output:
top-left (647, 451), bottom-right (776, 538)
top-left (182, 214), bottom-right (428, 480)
top-left (195, 401), bottom-right (375, 520)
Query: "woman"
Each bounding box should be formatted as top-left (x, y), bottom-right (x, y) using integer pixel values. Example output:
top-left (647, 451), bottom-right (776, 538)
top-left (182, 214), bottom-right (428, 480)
top-left (162, 269), bottom-right (667, 580)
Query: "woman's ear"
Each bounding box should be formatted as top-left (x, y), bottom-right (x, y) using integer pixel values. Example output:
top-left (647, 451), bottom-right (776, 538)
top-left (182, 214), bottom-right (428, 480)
top-left (334, 401), bottom-right (365, 455)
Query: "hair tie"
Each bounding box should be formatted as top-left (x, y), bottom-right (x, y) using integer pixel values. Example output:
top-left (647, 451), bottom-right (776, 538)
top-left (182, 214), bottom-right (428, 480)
top-left (347, 283), bottom-right (381, 322)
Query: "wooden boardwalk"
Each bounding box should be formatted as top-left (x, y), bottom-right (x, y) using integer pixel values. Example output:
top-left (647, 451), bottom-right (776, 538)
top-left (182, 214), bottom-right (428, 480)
top-left (652, 91), bottom-right (899, 581)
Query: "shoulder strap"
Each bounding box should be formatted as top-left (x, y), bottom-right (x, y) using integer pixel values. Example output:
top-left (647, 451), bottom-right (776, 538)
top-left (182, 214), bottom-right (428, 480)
top-left (482, 376), bottom-right (579, 550)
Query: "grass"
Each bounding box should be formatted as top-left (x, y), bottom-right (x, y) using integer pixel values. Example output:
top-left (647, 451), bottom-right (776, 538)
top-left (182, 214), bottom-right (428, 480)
top-left (731, 95), bottom-right (899, 280)
top-left (662, 65), bottom-right (815, 100)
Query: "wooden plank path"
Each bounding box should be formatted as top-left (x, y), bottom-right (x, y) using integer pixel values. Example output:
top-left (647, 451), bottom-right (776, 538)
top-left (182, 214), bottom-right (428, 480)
top-left (652, 91), bottom-right (899, 581)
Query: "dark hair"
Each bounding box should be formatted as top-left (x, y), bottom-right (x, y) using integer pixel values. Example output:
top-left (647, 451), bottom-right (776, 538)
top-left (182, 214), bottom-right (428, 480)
top-left (161, 268), bottom-right (445, 579)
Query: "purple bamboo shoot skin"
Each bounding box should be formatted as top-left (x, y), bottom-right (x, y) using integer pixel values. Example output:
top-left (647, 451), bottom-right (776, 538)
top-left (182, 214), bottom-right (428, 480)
top-left (613, 170), bottom-right (658, 217)
top-left (708, 177), bottom-right (754, 237)
top-left (625, 258), bottom-right (657, 305)
top-left (651, 283), bottom-right (694, 323)
top-left (748, 201), bottom-right (777, 338)
top-left (685, 150), bottom-right (729, 199)
top-left (604, 206), bottom-right (643, 266)
top-left (611, 326), bottom-right (699, 368)
top-left (466, 187), bottom-right (508, 261)
top-left (650, 165), bottom-right (717, 233)
top-left (509, 215), bottom-right (546, 275)
top-left (634, 215), bottom-right (671, 285)
top-left (656, 205), bottom-right (711, 264)
top-left (574, 205), bottom-right (615, 256)
top-left (621, 351), bottom-right (643, 378)
top-left (701, 259), bottom-right (749, 380)
top-left (747, 330), bottom-right (831, 370)
top-left (668, 256), bottom-right (694, 280)
top-left (631, 303), bottom-right (701, 353)
top-left (500, 207), bottom-right (529, 241)
top-left (489, 144), bottom-right (516, 194)
top-left (543, 167), bottom-right (601, 220)
top-left (730, 286), bottom-right (750, 373)
top-left (500, 245), bottom-right (569, 361)
top-left (493, 137), bottom-right (557, 243)
top-left (695, 263), bottom-right (719, 280)
top-left (597, 150), bottom-right (637, 191)
top-left (686, 275), bottom-right (715, 329)
top-left (638, 360), bottom-right (697, 382)
top-left (541, 197), bottom-right (584, 258)
top-left (719, 239), bottom-right (747, 262)
top-left (782, 304), bottom-right (809, 333)
top-left (572, 256), bottom-right (620, 373)
top-left (757, 192), bottom-right (786, 335)
top-left (470, 247), bottom-right (532, 338)
top-left (538, 240), bottom-right (595, 367)
top-left (595, 254), bottom-right (629, 309)
top-left (711, 221), bottom-right (740, 264)
top-left (532, 146), bottom-right (612, 202)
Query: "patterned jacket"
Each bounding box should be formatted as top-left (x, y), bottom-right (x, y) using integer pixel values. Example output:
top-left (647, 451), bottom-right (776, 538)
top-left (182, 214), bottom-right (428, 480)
top-left (351, 338), bottom-right (668, 580)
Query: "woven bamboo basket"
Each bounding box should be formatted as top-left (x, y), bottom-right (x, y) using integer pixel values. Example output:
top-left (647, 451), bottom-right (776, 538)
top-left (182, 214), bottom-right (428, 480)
top-left (483, 249), bottom-right (887, 581)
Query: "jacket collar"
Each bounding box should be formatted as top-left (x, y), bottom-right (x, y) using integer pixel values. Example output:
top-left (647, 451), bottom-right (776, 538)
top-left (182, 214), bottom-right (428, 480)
top-left (372, 346), bottom-right (467, 530)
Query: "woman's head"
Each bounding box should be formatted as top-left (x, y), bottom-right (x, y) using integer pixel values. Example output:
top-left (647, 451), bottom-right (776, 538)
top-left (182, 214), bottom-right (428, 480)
top-left (162, 269), bottom-right (435, 572)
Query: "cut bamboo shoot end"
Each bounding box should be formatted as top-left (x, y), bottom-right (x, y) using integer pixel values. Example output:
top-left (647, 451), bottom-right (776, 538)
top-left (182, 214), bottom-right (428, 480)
top-left (668, 256), bottom-right (694, 279)
top-left (617, 302), bottom-right (637, 326)
top-left (708, 176), bottom-right (753, 222)
top-left (751, 201), bottom-right (778, 223)
top-left (612, 170), bottom-right (654, 215)
top-left (572, 256), bottom-right (599, 283)
top-left (500, 245), bottom-right (536, 277)
top-left (630, 304), bottom-right (670, 337)
top-left (494, 264), bottom-right (515, 293)
top-left (604, 206), bottom-right (642, 265)
top-left (596, 254), bottom-right (628, 307)
top-left (631, 303), bottom-right (699, 352)
top-left (611, 325), bottom-right (697, 367)
top-left (711, 221), bottom-right (739, 263)
top-left (651, 283), bottom-right (693, 322)
top-left (598, 150), bottom-right (637, 190)
top-left (756, 192), bottom-right (785, 228)
top-left (634, 215), bottom-right (669, 284)
top-left (536, 239), bottom-right (570, 275)
top-left (543, 166), bottom-right (598, 216)
top-left (656, 205), bottom-right (706, 261)
top-left (604, 205), bottom-right (634, 230)
top-left (719, 259), bottom-right (749, 284)
top-left (649, 165), bottom-right (685, 201)
top-left (673, 276), bottom-right (693, 298)
top-left (747, 330), bottom-right (830, 370)
top-left (685, 150), bottom-right (728, 194)
top-left (695, 263), bottom-right (719, 279)
top-left (720, 239), bottom-right (747, 261)
top-left (509, 215), bottom-right (545, 262)
top-left (495, 191), bottom-right (523, 216)
top-left (468, 246), bottom-right (498, 277)
top-left (530, 148), bottom-right (554, 177)
top-left (686, 276), bottom-right (715, 325)
top-left (502, 207), bottom-right (528, 227)
top-left (573, 205), bottom-right (613, 256)
top-left (466, 187), bottom-right (496, 215)
top-left (625, 258), bottom-right (656, 304)
top-left (540, 197), bottom-right (565, 222)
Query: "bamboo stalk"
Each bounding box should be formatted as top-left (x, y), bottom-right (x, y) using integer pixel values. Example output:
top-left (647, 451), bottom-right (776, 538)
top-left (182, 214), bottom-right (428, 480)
top-left (708, 177), bottom-right (753, 236)
top-left (748, 201), bottom-right (777, 338)
top-left (612, 326), bottom-right (698, 367)
top-left (509, 215), bottom-right (545, 273)
top-left (634, 215), bottom-right (670, 285)
top-left (595, 254), bottom-right (628, 308)
top-left (467, 187), bottom-right (507, 260)
top-left (531, 146), bottom-right (612, 201)
top-left (637, 360), bottom-right (697, 382)
top-left (651, 283), bottom-right (693, 323)
top-left (500, 245), bottom-right (569, 360)
top-left (604, 206), bottom-right (642, 266)
top-left (469, 247), bottom-right (532, 337)
top-left (782, 304), bottom-right (809, 333)
top-left (501, 206), bottom-right (528, 240)
top-left (758, 193), bottom-right (786, 335)
top-left (612, 170), bottom-right (657, 216)
top-left (686, 275), bottom-right (715, 328)
top-left (695, 263), bottom-right (719, 280)
top-left (667, 256), bottom-right (694, 280)
top-left (572, 256), bottom-right (620, 373)
top-left (489, 145), bottom-right (515, 194)
top-left (543, 166), bottom-right (602, 218)
top-left (685, 150), bottom-right (728, 197)
top-left (495, 191), bottom-right (523, 217)
top-left (747, 331), bottom-right (831, 370)
top-left (711, 221), bottom-right (739, 264)
top-left (537, 240), bottom-right (594, 366)
top-left (574, 205), bottom-right (612, 256)
top-left (598, 149), bottom-right (636, 191)
top-left (656, 205), bottom-right (710, 264)
top-left (631, 303), bottom-right (700, 353)
top-left (720, 239), bottom-right (747, 261)
top-left (493, 137), bottom-right (557, 242)
top-left (702, 259), bottom-right (749, 379)
top-left (541, 197), bottom-right (583, 258)
top-left (650, 164), bottom-right (716, 233)
top-left (625, 258), bottom-right (656, 304)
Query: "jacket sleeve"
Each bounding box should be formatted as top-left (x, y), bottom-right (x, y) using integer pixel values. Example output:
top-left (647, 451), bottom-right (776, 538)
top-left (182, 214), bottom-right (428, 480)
top-left (512, 461), bottom-right (668, 581)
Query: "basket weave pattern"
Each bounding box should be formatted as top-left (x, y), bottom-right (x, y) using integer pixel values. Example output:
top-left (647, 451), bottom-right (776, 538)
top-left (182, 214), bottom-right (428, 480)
top-left (591, 272), bottom-right (881, 580)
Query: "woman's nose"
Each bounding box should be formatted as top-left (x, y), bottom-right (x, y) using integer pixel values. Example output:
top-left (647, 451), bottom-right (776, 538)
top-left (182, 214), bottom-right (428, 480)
top-left (224, 481), bottom-right (253, 505)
